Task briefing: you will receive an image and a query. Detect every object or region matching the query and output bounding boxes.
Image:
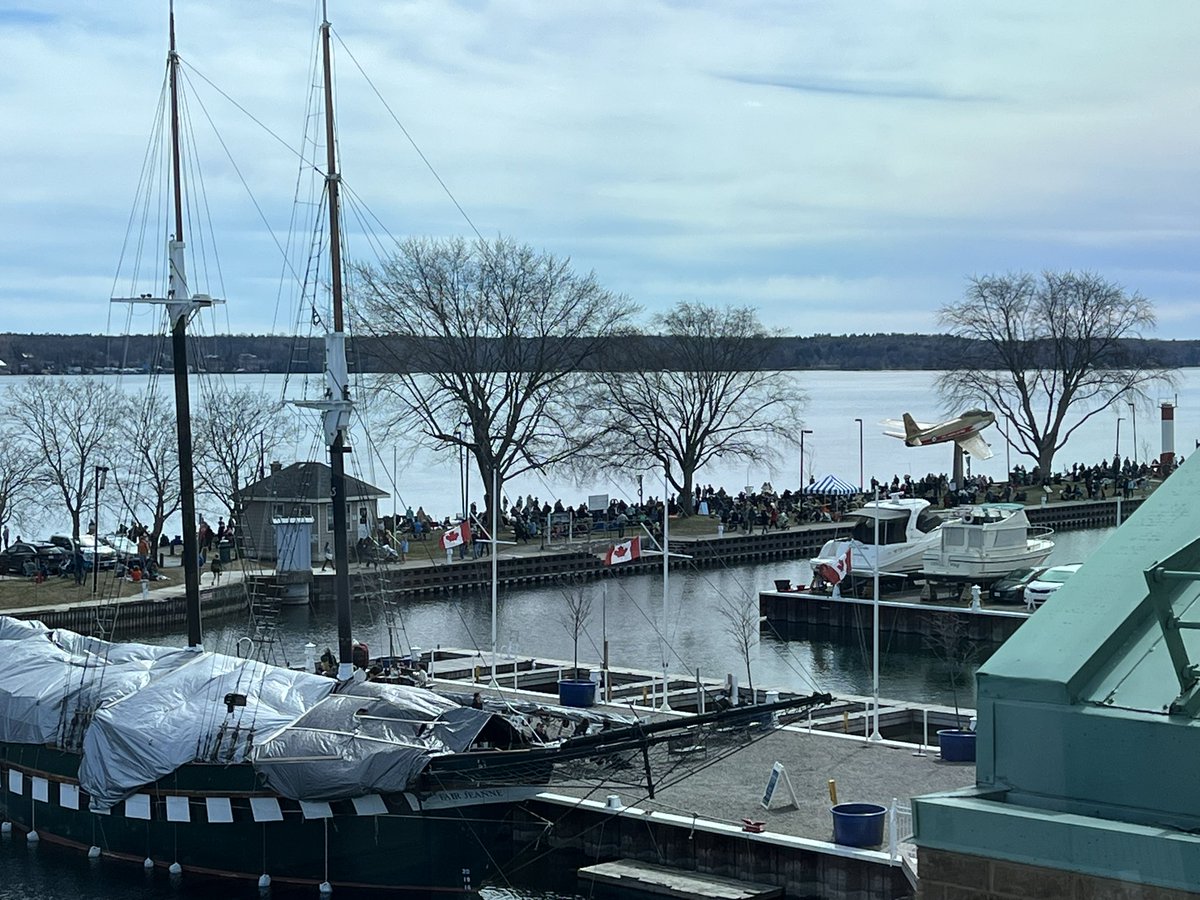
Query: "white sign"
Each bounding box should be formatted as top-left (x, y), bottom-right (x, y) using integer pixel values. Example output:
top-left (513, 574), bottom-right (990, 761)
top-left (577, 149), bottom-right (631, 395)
top-left (761, 761), bottom-right (799, 810)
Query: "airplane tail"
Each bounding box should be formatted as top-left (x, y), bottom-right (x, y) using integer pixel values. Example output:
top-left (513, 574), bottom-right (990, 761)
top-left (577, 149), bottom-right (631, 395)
top-left (902, 413), bottom-right (921, 442)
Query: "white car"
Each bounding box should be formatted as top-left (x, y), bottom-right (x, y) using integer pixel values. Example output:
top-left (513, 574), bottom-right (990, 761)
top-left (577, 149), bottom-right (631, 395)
top-left (50, 534), bottom-right (118, 569)
top-left (1023, 564), bottom-right (1082, 609)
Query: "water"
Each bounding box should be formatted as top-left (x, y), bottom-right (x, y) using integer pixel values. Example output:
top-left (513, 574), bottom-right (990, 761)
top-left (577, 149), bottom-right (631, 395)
top-left (0, 368), bottom-right (1192, 539)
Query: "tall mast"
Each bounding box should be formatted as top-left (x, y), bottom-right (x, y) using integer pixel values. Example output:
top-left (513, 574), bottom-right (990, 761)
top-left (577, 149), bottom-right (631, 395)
top-left (115, 0), bottom-right (214, 650)
top-left (298, 1), bottom-right (355, 678)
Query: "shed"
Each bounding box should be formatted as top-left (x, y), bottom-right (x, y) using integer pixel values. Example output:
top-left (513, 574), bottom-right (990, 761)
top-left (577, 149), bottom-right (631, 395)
top-left (239, 461), bottom-right (388, 560)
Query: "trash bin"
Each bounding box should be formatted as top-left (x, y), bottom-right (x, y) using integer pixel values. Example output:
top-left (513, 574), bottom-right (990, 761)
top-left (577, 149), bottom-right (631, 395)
top-left (218, 540), bottom-right (232, 563)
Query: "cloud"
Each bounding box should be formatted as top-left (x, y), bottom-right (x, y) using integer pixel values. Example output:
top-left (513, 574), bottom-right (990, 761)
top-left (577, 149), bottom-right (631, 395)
top-left (3, 1), bottom-right (1200, 337)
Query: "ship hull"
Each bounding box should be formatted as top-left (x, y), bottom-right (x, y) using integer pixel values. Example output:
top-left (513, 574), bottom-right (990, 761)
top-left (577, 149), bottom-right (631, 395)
top-left (0, 742), bottom-right (516, 894)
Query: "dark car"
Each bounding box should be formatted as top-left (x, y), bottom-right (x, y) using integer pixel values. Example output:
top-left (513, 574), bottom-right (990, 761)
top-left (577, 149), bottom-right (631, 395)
top-left (990, 566), bottom-right (1048, 604)
top-left (0, 541), bottom-right (68, 576)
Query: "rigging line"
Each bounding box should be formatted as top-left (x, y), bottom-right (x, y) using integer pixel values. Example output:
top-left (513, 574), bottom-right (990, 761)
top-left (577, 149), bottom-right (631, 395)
top-left (331, 28), bottom-right (486, 242)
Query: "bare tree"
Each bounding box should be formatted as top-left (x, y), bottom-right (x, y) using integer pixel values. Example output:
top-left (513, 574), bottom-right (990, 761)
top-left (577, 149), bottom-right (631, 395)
top-left (924, 614), bottom-right (980, 730)
top-left (0, 423), bottom-right (40, 540)
top-left (937, 271), bottom-right (1174, 474)
top-left (558, 575), bottom-right (595, 679)
top-left (193, 388), bottom-right (292, 518)
top-left (589, 302), bottom-right (806, 515)
top-left (718, 592), bottom-right (758, 700)
top-left (352, 236), bottom-right (637, 516)
top-left (108, 391), bottom-right (181, 549)
top-left (2, 378), bottom-right (122, 540)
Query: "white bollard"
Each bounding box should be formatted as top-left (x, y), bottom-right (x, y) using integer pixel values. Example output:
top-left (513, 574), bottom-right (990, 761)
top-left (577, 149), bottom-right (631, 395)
top-left (1, 821), bottom-right (11, 834)
top-left (26, 830), bottom-right (39, 843)
top-left (258, 874), bottom-right (272, 889)
top-left (169, 862), bottom-right (182, 876)
top-left (969, 584), bottom-right (982, 611)
top-left (88, 845), bottom-right (101, 859)
top-left (143, 857), bottom-right (154, 869)
top-left (319, 881), bottom-right (333, 895)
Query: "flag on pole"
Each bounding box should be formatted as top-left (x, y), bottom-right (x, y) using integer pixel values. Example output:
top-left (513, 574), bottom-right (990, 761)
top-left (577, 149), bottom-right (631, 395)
top-left (604, 536), bottom-right (641, 566)
top-left (819, 546), bottom-right (852, 585)
top-left (440, 521), bottom-right (471, 550)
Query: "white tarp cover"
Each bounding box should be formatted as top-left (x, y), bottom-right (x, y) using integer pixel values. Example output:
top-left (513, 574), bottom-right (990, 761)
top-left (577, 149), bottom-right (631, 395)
top-left (0, 617), bottom-right (502, 809)
top-left (251, 680), bottom-right (492, 801)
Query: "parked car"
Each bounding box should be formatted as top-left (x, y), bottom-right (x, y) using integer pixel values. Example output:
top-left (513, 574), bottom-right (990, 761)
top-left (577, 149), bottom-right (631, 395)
top-left (1023, 564), bottom-right (1083, 609)
top-left (990, 566), bottom-right (1048, 604)
top-left (0, 541), bottom-right (68, 576)
top-left (101, 534), bottom-right (141, 565)
top-left (49, 534), bottom-right (117, 570)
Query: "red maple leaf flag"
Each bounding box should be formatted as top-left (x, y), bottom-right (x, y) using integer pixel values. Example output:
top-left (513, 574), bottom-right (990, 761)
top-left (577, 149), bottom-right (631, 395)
top-left (819, 546), bottom-right (853, 586)
top-left (440, 520), bottom-right (472, 550)
top-left (604, 536), bottom-right (641, 566)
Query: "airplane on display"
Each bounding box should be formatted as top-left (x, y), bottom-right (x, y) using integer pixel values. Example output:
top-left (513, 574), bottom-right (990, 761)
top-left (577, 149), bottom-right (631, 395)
top-left (883, 409), bottom-right (996, 460)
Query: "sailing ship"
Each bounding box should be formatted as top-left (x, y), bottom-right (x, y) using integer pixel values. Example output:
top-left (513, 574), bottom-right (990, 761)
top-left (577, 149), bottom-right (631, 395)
top-left (0, 4), bottom-right (830, 893)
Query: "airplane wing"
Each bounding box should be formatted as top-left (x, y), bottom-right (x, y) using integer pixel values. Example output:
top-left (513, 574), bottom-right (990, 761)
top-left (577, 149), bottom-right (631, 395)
top-left (955, 431), bottom-right (994, 460)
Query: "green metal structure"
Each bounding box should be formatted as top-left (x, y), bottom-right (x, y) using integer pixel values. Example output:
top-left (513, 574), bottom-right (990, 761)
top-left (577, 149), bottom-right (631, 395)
top-left (913, 459), bottom-right (1200, 891)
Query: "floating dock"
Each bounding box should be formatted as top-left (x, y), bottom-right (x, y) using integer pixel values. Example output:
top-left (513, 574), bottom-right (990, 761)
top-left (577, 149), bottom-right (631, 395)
top-left (579, 858), bottom-right (783, 899)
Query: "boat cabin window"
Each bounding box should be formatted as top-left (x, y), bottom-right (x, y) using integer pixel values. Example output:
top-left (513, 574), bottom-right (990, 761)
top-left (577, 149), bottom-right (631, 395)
top-left (915, 509), bottom-right (942, 533)
top-left (943, 526), bottom-right (966, 548)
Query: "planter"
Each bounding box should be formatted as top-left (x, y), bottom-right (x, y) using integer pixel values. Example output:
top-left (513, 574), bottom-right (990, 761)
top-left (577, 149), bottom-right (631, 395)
top-left (830, 802), bottom-right (887, 848)
top-left (557, 679), bottom-right (596, 708)
top-left (773, 579), bottom-right (792, 591)
top-left (937, 729), bottom-right (977, 762)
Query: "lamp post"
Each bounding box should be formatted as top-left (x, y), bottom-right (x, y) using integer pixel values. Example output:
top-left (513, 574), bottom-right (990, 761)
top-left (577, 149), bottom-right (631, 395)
top-left (455, 428), bottom-right (465, 520)
top-left (853, 418), bottom-right (864, 492)
top-left (460, 419), bottom-right (471, 521)
top-left (1115, 417), bottom-right (1125, 461)
top-left (799, 429), bottom-right (813, 495)
top-left (1128, 401), bottom-right (1137, 464)
top-left (92, 465), bottom-right (109, 595)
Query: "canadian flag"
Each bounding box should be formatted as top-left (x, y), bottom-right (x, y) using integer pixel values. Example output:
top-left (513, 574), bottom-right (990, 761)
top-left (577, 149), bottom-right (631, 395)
top-left (440, 521), bottom-right (471, 550)
top-left (819, 546), bottom-right (853, 586)
top-left (604, 536), bottom-right (641, 566)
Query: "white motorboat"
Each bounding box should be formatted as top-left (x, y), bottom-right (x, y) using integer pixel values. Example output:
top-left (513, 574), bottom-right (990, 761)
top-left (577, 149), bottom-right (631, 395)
top-left (810, 497), bottom-right (945, 579)
top-left (922, 502), bottom-right (1054, 581)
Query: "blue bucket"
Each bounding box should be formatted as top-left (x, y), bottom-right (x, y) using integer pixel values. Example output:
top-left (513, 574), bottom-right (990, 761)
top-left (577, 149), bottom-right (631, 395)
top-left (830, 802), bottom-right (887, 848)
top-left (937, 729), bottom-right (977, 762)
top-left (557, 679), bottom-right (596, 708)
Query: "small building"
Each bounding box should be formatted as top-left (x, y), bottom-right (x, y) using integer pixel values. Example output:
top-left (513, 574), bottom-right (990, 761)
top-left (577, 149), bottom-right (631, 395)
top-left (239, 461), bottom-right (388, 560)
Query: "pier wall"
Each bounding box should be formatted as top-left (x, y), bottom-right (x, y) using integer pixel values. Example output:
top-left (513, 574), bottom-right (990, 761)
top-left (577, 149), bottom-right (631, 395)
top-left (760, 592), bottom-right (1027, 645)
top-left (10, 583), bottom-right (247, 639)
top-left (521, 796), bottom-right (912, 900)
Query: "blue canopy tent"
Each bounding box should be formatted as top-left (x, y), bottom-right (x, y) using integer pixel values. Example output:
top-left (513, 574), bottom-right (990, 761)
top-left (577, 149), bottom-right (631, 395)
top-left (801, 474), bottom-right (860, 495)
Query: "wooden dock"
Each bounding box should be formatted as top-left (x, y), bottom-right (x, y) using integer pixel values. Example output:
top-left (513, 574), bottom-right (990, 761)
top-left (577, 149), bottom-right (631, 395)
top-left (579, 859), bottom-right (783, 899)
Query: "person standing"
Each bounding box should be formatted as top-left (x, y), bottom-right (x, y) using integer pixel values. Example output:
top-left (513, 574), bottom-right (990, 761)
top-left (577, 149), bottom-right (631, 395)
top-left (321, 541), bottom-right (332, 571)
top-left (2, 526), bottom-right (8, 550)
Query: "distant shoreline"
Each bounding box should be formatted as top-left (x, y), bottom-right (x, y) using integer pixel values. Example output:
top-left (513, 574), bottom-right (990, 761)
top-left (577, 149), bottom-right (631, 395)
top-left (3, 332), bottom-right (1199, 376)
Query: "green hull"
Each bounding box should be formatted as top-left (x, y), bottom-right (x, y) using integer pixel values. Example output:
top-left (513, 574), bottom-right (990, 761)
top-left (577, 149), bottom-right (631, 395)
top-left (1, 742), bottom-right (516, 893)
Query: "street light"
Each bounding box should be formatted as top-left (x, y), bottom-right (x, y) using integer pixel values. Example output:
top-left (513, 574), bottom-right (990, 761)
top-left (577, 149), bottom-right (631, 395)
top-left (92, 465), bottom-right (109, 595)
top-left (853, 418), bottom-right (864, 492)
top-left (1115, 417), bottom-right (1125, 461)
top-left (799, 429), bottom-right (813, 495)
top-left (1128, 401), bottom-right (1137, 464)
top-left (459, 419), bottom-right (471, 521)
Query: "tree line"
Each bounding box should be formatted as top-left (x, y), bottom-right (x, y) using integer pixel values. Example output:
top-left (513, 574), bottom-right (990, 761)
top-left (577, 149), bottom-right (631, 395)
top-left (6, 330), bottom-right (1200, 376)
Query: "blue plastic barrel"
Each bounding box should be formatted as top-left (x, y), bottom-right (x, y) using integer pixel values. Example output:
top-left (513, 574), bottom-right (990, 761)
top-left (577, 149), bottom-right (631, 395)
top-left (557, 679), bottom-right (596, 708)
top-left (830, 802), bottom-right (887, 847)
top-left (937, 729), bottom-right (977, 762)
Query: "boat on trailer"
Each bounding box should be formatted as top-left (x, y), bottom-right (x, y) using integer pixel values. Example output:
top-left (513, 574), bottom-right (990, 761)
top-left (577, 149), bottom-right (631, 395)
top-left (921, 502), bottom-right (1054, 582)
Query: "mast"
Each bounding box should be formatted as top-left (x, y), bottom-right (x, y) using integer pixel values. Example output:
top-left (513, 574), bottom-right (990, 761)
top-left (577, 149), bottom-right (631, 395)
top-left (114, 0), bottom-right (214, 650)
top-left (297, 1), bottom-right (355, 678)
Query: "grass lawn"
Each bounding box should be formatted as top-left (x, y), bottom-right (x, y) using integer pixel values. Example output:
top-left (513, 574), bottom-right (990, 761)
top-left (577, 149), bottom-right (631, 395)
top-left (0, 569), bottom-right (182, 613)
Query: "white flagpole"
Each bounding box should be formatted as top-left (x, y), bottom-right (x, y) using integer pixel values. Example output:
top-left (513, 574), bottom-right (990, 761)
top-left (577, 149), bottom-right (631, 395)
top-left (661, 468), bottom-right (671, 711)
top-left (491, 467), bottom-right (499, 686)
top-left (870, 486), bottom-right (882, 741)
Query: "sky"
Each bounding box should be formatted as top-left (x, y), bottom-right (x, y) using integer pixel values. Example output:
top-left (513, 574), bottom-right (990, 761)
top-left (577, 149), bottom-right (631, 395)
top-left (3, 1), bottom-right (1200, 338)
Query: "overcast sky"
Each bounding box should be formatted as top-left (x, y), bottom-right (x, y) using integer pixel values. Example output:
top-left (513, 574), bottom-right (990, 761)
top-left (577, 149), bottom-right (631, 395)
top-left (3, 1), bottom-right (1199, 338)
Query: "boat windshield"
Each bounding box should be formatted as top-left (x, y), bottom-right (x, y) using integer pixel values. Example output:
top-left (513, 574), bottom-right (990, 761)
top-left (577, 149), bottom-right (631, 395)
top-left (845, 513), bottom-right (910, 545)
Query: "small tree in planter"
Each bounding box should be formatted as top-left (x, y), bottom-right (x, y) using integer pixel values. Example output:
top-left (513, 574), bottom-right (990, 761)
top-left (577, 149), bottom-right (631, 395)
top-left (557, 576), bottom-right (595, 706)
top-left (718, 592), bottom-right (758, 702)
top-left (924, 614), bottom-right (981, 761)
